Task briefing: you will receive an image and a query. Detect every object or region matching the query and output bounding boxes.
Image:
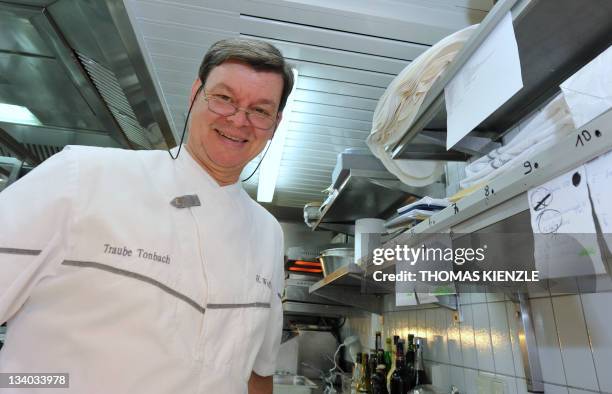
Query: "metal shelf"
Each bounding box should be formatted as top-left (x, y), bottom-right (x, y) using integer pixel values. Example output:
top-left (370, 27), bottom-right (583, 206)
top-left (391, 0), bottom-right (612, 159)
top-left (311, 168), bottom-right (444, 234)
top-left (370, 108), bottom-right (612, 274)
top-left (308, 263), bottom-right (391, 314)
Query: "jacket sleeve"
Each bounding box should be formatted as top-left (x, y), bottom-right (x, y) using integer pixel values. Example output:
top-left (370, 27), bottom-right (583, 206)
top-left (0, 147), bottom-right (77, 324)
top-left (252, 226), bottom-right (285, 377)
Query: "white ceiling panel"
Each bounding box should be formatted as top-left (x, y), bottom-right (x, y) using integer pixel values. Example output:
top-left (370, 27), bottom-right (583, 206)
top-left (124, 0), bottom-right (489, 209)
top-left (292, 102), bottom-right (374, 122)
top-left (239, 15), bottom-right (429, 61)
top-left (296, 76), bottom-right (386, 100)
top-left (241, 35), bottom-right (410, 74)
top-left (288, 59), bottom-right (395, 87)
top-left (293, 90), bottom-right (378, 111)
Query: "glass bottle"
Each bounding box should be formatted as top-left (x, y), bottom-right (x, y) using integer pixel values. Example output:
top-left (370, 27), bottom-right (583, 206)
top-left (383, 337), bottom-right (393, 373)
top-left (353, 352), bottom-right (363, 394)
top-left (389, 341), bottom-right (405, 394)
top-left (386, 335), bottom-right (399, 391)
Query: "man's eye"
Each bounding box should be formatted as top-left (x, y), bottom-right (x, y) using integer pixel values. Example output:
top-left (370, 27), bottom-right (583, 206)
top-left (253, 108), bottom-right (271, 117)
top-left (214, 95), bottom-right (233, 103)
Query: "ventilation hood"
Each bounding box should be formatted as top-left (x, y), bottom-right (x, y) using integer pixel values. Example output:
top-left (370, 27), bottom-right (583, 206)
top-left (0, 0), bottom-right (175, 165)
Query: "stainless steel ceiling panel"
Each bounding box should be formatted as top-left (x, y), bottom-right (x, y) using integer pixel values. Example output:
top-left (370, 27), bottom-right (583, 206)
top-left (239, 15), bottom-right (430, 61)
top-left (0, 7), bottom-right (52, 57)
top-left (1, 122), bottom-right (120, 148)
top-left (0, 53), bottom-right (106, 131)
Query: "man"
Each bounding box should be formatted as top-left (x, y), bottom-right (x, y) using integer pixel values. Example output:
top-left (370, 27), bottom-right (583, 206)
top-left (0, 38), bottom-right (292, 393)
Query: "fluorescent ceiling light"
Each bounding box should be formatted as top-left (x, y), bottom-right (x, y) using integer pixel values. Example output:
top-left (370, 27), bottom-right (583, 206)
top-left (257, 69), bottom-right (299, 203)
top-left (0, 103), bottom-right (42, 126)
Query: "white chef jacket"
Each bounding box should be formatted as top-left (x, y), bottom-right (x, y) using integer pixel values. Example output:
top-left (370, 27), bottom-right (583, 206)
top-left (0, 145), bottom-right (285, 393)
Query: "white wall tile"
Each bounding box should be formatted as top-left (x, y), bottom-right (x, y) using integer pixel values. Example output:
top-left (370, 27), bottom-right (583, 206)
top-left (567, 389), bottom-right (595, 394)
top-left (515, 378), bottom-right (528, 394)
top-left (504, 301), bottom-right (525, 379)
top-left (430, 363), bottom-right (450, 392)
top-left (408, 310), bottom-right (417, 335)
top-left (417, 309), bottom-right (427, 341)
top-left (437, 308), bottom-right (450, 364)
top-left (471, 292), bottom-right (487, 304)
top-left (486, 291), bottom-right (505, 303)
top-left (543, 383), bottom-right (569, 394)
top-left (464, 368), bottom-right (478, 394)
top-left (551, 295), bottom-right (599, 391)
top-left (472, 303), bottom-right (495, 373)
top-left (488, 302), bottom-right (516, 376)
top-left (426, 308), bottom-right (437, 361)
top-left (460, 292), bottom-right (472, 305)
top-left (448, 316), bottom-right (464, 366)
top-left (530, 297), bottom-right (567, 385)
top-left (460, 304), bottom-right (478, 369)
top-left (494, 374), bottom-right (518, 394)
top-left (581, 292), bottom-right (612, 393)
top-left (450, 366), bottom-right (466, 393)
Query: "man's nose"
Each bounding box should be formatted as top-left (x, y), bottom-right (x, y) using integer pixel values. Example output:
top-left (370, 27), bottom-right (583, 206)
top-left (226, 108), bottom-right (250, 127)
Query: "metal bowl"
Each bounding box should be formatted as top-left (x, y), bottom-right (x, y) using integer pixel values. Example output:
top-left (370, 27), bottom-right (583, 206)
top-left (319, 247), bottom-right (354, 276)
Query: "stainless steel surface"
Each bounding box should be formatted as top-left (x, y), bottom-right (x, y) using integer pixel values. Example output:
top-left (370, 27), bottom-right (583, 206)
top-left (312, 168), bottom-right (441, 234)
top-left (295, 330), bottom-right (337, 380)
top-left (309, 263), bottom-right (389, 314)
top-left (0, 0), bottom-right (175, 163)
top-left (516, 293), bottom-right (545, 393)
top-left (0, 157), bottom-right (23, 192)
top-left (283, 274), bottom-right (354, 318)
top-left (319, 247), bottom-right (353, 277)
top-left (273, 375), bottom-right (317, 387)
top-left (392, 0), bottom-right (612, 158)
top-left (124, 0), bottom-right (491, 207)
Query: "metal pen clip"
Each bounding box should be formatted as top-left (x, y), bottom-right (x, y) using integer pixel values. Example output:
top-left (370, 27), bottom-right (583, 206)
top-left (170, 194), bottom-right (201, 209)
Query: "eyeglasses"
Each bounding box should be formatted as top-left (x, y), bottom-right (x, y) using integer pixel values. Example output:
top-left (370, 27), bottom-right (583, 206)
top-left (202, 92), bottom-right (277, 130)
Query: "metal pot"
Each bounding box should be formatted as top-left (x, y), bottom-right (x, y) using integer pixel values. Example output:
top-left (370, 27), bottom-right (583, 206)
top-left (318, 247), bottom-right (354, 277)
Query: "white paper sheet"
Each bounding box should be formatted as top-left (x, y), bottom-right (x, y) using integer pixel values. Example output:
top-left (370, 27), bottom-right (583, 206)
top-left (528, 166), bottom-right (606, 279)
top-left (560, 45), bottom-right (612, 128)
top-left (445, 12), bottom-right (523, 150)
top-left (585, 149), bottom-right (612, 252)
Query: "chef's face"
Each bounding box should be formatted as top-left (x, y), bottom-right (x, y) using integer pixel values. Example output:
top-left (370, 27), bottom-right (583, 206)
top-left (186, 60), bottom-right (283, 181)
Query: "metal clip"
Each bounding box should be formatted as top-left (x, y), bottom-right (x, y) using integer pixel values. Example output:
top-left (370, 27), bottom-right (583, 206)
top-left (170, 194), bottom-right (201, 209)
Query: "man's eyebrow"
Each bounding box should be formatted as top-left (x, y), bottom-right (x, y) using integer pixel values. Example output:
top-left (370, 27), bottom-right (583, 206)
top-left (207, 82), bottom-right (278, 107)
top-left (207, 82), bottom-right (233, 94)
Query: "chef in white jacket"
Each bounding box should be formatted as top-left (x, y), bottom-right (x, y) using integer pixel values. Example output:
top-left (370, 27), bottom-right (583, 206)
top-left (0, 38), bottom-right (293, 394)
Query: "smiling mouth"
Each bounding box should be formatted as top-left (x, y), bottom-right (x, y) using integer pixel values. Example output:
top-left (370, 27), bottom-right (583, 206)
top-left (215, 128), bottom-right (248, 143)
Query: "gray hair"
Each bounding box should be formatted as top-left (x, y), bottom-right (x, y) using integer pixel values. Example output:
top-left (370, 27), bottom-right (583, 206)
top-left (198, 38), bottom-right (294, 112)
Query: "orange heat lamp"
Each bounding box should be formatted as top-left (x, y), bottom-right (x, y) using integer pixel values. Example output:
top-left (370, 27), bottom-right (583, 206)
top-left (288, 267), bottom-right (323, 273)
top-left (293, 260), bottom-right (321, 267)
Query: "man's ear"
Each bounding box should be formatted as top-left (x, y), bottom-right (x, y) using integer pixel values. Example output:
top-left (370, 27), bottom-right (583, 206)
top-left (189, 79), bottom-right (203, 105)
